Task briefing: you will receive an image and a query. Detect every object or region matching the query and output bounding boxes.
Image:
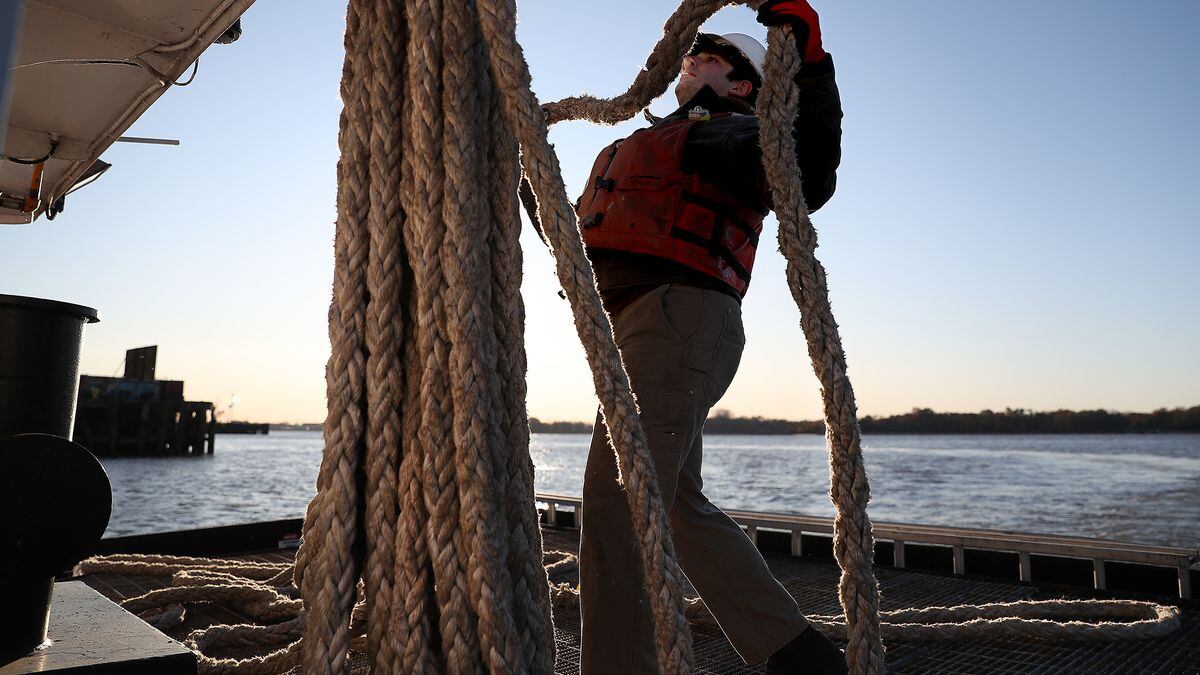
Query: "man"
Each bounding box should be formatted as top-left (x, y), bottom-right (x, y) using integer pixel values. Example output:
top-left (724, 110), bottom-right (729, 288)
top-left (574, 1), bottom-right (847, 673)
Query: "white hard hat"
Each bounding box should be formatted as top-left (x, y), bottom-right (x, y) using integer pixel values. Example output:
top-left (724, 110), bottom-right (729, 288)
top-left (694, 32), bottom-right (767, 82)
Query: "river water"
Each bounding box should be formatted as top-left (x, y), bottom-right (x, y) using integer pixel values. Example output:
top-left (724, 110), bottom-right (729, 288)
top-left (98, 431), bottom-right (1200, 548)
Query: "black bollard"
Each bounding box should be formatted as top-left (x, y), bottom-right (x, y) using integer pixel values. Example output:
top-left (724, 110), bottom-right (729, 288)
top-left (0, 294), bottom-right (111, 666)
top-left (0, 294), bottom-right (99, 438)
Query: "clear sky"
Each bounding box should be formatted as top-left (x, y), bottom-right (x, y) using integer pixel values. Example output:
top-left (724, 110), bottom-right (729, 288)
top-left (3, 1), bottom-right (1198, 424)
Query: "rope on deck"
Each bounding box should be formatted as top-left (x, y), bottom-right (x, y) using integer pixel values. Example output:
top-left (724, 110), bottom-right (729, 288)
top-left (78, 547), bottom-right (1181, 672)
top-left (544, 570), bottom-right (1182, 643)
top-left (74, 0), bottom-right (1182, 672)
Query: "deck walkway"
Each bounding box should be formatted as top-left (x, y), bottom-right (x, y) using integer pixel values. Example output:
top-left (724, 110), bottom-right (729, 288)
top-left (78, 524), bottom-right (1199, 674)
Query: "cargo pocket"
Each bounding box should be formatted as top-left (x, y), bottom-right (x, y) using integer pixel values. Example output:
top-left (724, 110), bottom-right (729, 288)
top-left (631, 384), bottom-right (693, 504)
top-left (702, 308), bottom-right (745, 405)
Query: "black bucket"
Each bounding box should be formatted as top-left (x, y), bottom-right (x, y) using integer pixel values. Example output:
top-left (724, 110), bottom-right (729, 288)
top-left (0, 295), bottom-right (109, 666)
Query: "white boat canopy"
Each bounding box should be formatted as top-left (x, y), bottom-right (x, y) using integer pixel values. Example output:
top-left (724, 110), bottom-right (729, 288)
top-left (1, 0), bottom-right (254, 224)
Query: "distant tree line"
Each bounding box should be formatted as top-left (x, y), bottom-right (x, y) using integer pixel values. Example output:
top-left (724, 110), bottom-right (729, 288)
top-left (703, 409), bottom-right (818, 434)
top-left (531, 406), bottom-right (1200, 435)
top-left (529, 418), bottom-right (593, 434)
top-left (858, 406), bottom-right (1200, 434)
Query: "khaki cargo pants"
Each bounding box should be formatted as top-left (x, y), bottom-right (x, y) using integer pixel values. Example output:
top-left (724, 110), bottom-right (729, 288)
top-left (580, 283), bottom-right (808, 674)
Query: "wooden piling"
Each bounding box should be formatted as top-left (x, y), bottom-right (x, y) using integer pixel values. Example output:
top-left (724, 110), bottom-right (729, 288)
top-left (74, 398), bottom-right (216, 456)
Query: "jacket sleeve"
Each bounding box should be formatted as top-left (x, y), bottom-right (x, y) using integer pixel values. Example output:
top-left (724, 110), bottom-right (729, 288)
top-left (790, 53), bottom-right (843, 212)
top-left (686, 55), bottom-right (844, 214)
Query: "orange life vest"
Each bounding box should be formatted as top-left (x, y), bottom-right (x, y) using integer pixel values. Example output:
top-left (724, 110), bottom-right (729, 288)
top-left (576, 114), bottom-right (766, 297)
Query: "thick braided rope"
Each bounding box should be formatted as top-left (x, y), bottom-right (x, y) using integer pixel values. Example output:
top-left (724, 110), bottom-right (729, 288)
top-left (294, 0), bottom-right (372, 671)
top-left (389, 352), bottom-right (439, 672)
top-left (472, 6), bottom-right (557, 669)
top-left (385, 0), bottom-right (440, 670)
top-left (484, 28), bottom-right (558, 670)
top-left (544, 582), bottom-right (1181, 642)
top-left (362, 0), bottom-right (406, 668)
top-left (382, 203), bottom-right (435, 674)
top-left (475, 0), bottom-right (695, 672)
top-left (76, 553), bottom-right (288, 580)
top-left (188, 642), bottom-right (301, 675)
top-left (76, 556), bottom-right (309, 674)
top-left (137, 602), bottom-right (187, 631)
top-left (121, 583), bottom-right (299, 623)
top-left (808, 600), bottom-right (1183, 642)
top-left (387, 318), bottom-right (438, 671)
top-left (187, 617), bottom-right (302, 652)
top-left (755, 22), bottom-right (885, 675)
top-left (405, 0), bottom-right (487, 671)
top-left (170, 569), bottom-right (296, 598)
top-left (440, 0), bottom-right (525, 669)
top-left (388, 430), bottom-right (438, 673)
top-left (541, 0), bottom-right (733, 126)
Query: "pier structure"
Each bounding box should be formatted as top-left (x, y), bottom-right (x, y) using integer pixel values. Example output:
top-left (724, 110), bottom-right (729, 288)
top-left (72, 346), bottom-right (216, 456)
top-left (214, 421), bottom-right (269, 435)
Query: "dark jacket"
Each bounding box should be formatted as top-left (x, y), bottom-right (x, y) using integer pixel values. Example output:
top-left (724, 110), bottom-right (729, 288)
top-left (587, 54), bottom-right (843, 310)
top-left (675, 55), bottom-right (842, 215)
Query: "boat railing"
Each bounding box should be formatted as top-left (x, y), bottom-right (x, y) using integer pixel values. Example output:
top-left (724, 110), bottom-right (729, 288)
top-left (534, 492), bottom-right (1199, 600)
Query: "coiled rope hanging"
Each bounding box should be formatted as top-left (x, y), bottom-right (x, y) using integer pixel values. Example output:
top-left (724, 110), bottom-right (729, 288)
top-left (77, 1), bottom-right (1180, 673)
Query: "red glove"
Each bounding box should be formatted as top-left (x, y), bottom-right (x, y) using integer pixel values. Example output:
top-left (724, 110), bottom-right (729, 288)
top-left (756, 0), bottom-right (826, 64)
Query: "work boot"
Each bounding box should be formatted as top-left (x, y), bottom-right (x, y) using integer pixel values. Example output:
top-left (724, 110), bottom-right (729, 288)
top-left (765, 625), bottom-right (848, 675)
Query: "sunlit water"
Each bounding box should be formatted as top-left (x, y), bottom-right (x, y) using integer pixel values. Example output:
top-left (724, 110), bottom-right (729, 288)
top-left (100, 431), bottom-right (1200, 547)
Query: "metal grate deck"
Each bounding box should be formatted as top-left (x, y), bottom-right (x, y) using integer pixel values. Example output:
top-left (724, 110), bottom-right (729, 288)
top-left (79, 527), bottom-right (1199, 673)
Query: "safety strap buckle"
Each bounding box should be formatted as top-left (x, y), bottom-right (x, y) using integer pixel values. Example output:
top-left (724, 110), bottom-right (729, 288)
top-left (581, 213), bottom-right (604, 229)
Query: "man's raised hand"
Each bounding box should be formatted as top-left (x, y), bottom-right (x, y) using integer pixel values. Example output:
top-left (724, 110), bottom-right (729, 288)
top-left (756, 0), bottom-right (826, 64)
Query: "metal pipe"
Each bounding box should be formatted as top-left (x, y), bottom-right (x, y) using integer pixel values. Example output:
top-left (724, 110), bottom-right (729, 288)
top-left (115, 136), bottom-right (180, 146)
top-left (22, 157), bottom-right (44, 212)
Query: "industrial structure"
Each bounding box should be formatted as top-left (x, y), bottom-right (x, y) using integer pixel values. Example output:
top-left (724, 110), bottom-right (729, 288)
top-left (73, 346), bottom-right (216, 455)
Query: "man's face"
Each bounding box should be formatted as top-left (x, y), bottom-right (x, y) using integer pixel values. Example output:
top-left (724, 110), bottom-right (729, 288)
top-left (674, 50), bottom-right (752, 105)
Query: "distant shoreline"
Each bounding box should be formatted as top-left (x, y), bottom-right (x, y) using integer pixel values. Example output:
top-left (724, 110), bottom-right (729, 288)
top-left (527, 429), bottom-right (1200, 436)
top-left (531, 406), bottom-right (1200, 436)
top-left (249, 406), bottom-right (1200, 436)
